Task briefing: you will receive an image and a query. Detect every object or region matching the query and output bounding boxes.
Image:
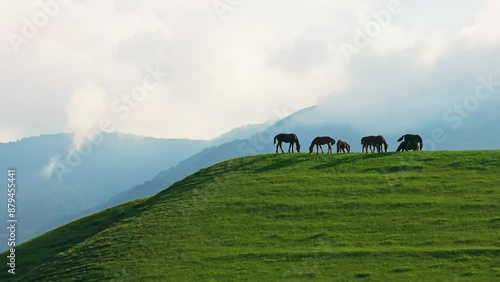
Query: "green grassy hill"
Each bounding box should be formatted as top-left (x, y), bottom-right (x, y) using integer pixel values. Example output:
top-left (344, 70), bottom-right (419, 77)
top-left (2, 151), bottom-right (499, 281)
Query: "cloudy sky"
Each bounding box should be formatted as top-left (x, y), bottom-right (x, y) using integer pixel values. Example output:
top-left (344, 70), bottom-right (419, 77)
top-left (1, 0), bottom-right (499, 143)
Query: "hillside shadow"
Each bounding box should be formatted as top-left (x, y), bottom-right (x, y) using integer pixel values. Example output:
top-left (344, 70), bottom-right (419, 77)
top-left (256, 157), bottom-right (308, 173)
top-left (232, 158), bottom-right (262, 171)
top-left (311, 153), bottom-right (395, 170)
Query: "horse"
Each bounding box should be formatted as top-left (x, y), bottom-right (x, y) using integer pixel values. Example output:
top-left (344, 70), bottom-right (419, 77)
top-left (361, 135), bottom-right (388, 153)
top-left (396, 140), bottom-right (419, 152)
top-left (309, 136), bottom-right (336, 154)
top-left (336, 140), bottom-right (350, 153)
top-left (274, 133), bottom-right (301, 153)
top-left (361, 136), bottom-right (377, 153)
top-left (397, 134), bottom-right (423, 150)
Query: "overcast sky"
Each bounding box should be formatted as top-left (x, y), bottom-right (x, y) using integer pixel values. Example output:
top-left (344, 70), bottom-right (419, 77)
top-left (1, 0), bottom-right (499, 143)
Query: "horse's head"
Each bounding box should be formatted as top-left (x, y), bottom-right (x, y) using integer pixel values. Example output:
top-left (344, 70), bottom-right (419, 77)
top-left (384, 143), bottom-right (389, 152)
top-left (309, 145), bottom-right (314, 154)
top-left (296, 143), bottom-right (301, 153)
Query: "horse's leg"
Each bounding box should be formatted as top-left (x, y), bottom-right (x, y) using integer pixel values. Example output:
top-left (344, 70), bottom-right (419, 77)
top-left (279, 142), bottom-right (285, 153)
top-left (276, 142), bottom-right (279, 153)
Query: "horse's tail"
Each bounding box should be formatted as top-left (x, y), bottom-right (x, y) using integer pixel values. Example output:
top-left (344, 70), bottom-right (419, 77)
top-left (397, 135), bottom-right (405, 142)
top-left (361, 137), bottom-right (365, 145)
top-left (274, 135), bottom-right (278, 144)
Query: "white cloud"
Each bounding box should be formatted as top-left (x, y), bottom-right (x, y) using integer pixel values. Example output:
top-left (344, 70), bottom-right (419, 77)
top-left (459, 0), bottom-right (500, 49)
top-left (0, 0), bottom-right (498, 143)
top-left (65, 85), bottom-right (110, 151)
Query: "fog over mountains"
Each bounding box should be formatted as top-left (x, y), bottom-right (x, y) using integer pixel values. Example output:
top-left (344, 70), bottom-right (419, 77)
top-left (0, 133), bottom-right (209, 249)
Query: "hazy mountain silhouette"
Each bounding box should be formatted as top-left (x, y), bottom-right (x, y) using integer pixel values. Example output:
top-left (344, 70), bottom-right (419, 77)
top-left (35, 106), bottom-right (364, 235)
top-left (74, 105), bottom-right (500, 213)
top-left (8, 106), bottom-right (499, 249)
top-left (0, 133), bottom-right (209, 249)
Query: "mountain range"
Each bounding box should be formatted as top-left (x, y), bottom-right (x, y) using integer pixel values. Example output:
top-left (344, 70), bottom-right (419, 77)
top-left (1, 105), bottom-right (498, 250)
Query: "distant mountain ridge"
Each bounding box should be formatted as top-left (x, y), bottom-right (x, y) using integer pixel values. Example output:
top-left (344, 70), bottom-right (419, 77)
top-left (5, 105), bottom-right (500, 249)
top-left (0, 132), bottom-right (209, 249)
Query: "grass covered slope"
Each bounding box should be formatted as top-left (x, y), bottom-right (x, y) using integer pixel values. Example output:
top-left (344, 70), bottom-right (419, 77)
top-left (2, 151), bottom-right (500, 281)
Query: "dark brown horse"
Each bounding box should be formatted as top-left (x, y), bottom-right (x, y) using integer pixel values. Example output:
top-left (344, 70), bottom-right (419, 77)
top-left (361, 135), bottom-right (388, 153)
top-left (309, 136), bottom-right (336, 154)
top-left (336, 140), bottom-right (350, 153)
top-left (396, 140), bottom-right (419, 152)
top-left (274, 133), bottom-right (301, 153)
top-left (397, 134), bottom-right (423, 151)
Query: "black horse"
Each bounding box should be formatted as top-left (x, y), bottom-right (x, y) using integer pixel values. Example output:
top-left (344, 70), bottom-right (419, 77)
top-left (396, 140), bottom-right (419, 152)
top-left (274, 133), bottom-right (301, 153)
top-left (309, 136), bottom-right (336, 154)
top-left (361, 135), bottom-right (388, 153)
top-left (397, 134), bottom-right (423, 151)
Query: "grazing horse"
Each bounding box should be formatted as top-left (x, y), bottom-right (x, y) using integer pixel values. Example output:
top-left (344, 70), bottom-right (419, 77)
top-left (397, 134), bottom-right (423, 151)
top-left (336, 140), bottom-right (350, 153)
top-left (309, 136), bottom-right (336, 154)
top-left (361, 135), bottom-right (388, 153)
top-left (274, 133), bottom-right (301, 153)
top-left (396, 140), bottom-right (419, 152)
top-left (361, 136), bottom-right (378, 153)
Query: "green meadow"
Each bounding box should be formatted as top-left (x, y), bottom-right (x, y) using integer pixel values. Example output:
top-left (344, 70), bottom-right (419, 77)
top-left (2, 151), bottom-right (499, 281)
